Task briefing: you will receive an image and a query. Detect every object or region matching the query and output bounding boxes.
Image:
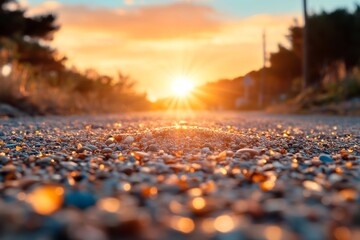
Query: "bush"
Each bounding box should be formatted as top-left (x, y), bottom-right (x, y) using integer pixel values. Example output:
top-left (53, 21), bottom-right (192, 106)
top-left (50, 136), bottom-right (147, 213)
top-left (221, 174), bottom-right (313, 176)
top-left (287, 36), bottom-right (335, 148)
top-left (0, 63), bottom-right (150, 115)
top-left (343, 71), bottom-right (360, 99)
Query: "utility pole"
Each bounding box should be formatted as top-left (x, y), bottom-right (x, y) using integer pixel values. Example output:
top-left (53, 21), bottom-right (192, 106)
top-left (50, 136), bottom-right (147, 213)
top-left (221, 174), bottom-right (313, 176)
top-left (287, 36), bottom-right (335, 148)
top-left (259, 29), bottom-right (266, 108)
top-left (302, 0), bottom-right (309, 91)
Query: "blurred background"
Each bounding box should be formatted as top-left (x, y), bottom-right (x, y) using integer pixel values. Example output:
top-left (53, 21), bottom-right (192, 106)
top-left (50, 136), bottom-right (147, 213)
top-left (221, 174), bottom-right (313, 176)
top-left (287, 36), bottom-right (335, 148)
top-left (1, 0), bottom-right (360, 117)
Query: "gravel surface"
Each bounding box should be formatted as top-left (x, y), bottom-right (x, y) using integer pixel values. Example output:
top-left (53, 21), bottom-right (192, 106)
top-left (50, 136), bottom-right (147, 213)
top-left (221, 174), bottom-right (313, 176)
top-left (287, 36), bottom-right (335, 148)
top-left (0, 112), bottom-right (359, 240)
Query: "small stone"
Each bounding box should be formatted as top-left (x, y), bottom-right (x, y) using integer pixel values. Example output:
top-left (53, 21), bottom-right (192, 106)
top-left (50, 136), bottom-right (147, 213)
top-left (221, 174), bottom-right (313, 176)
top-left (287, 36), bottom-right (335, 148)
top-left (87, 144), bottom-right (98, 151)
top-left (148, 144), bottom-right (159, 152)
top-left (78, 146), bottom-right (92, 153)
top-left (328, 174), bottom-right (342, 184)
top-left (1, 164), bottom-right (16, 173)
top-left (113, 135), bottom-right (122, 142)
top-left (105, 138), bottom-right (114, 146)
top-left (123, 136), bottom-right (135, 144)
top-left (0, 156), bottom-right (9, 164)
top-left (226, 151), bottom-right (234, 157)
top-left (339, 149), bottom-right (349, 158)
top-left (37, 157), bottom-right (53, 167)
top-left (103, 148), bottom-right (113, 154)
top-left (121, 167), bottom-right (134, 175)
top-left (134, 151), bottom-right (150, 159)
top-left (339, 189), bottom-right (357, 201)
top-left (61, 161), bottom-right (78, 171)
top-left (5, 144), bottom-right (17, 149)
top-left (303, 180), bottom-right (323, 192)
top-left (1, 164), bottom-right (17, 181)
top-left (250, 172), bottom-right (267, 183)
top-left (201, 147), bottom-right (210, 154)
top-left (273, 161), bottom-right (285, 169)
top-left (64, 191), bottom-right (97, 209)
top-left (319, 154), bottom-right (334, 163)
top-left (218, 151), bottom-right (227, 158)
top-left (235, 148), bottom-right (259, 157)
top-left (145, 132), bottom-right (153, 138)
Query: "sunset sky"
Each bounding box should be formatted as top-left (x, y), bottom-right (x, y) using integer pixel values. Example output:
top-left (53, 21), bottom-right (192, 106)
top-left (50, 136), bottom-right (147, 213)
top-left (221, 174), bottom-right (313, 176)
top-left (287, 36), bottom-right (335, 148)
top-left (24, 0), bottom-right (358, 100)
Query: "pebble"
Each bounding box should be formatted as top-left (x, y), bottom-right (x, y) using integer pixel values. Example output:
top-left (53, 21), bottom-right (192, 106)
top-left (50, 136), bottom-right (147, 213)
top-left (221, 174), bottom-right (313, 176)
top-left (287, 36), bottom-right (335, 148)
top-left (102, 148), bottom-right (113, 154)
top-left (87, 144), bottom-right (98, 151)
top-left (64, 191), bottom-right (97, 209)
top-left (328, 173), bottom-right (342, 183)
top-left (60, 161), bottom-right (78, 170)
top-left (5, 144), bottom-right (17, 149)
top-left (235, 148), bottom-right (259, 157)
top-left (123, 136), bottom-right (135, 144)
top-left (303, 180), bottom-right (323, 192)
top-left (319, 154), bottom-right (334, 163)
top-left (148, 144), bottom-right (159, 152)
top-left (105, 138), bottom-right (114, 146)
top-left (0, 113), bottom-right (358, 240)
top-left (201, 147), bottom-right (210, 154)
top-left (78, 146), bottom-right (92, 152)
top-left (0, 156), bottom-right (9, 164)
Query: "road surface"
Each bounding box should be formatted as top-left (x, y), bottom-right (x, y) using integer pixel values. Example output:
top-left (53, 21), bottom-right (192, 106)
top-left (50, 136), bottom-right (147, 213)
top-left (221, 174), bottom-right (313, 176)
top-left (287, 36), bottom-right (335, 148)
top-left (0, 112), bottom-right (359, 239)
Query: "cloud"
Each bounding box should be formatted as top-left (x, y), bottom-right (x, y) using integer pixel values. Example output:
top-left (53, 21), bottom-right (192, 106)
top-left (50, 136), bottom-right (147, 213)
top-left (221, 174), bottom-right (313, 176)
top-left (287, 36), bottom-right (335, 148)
top-left (124, 0), bottom-right (134, 5)
top-left (55, 3), bottom-right (222, 40)
top-left (26, 1), bottom-right (298, 98)
top-left (26, 1), bottom-right (62, 16)
top-left (19, 0), bottom-right (29, 8)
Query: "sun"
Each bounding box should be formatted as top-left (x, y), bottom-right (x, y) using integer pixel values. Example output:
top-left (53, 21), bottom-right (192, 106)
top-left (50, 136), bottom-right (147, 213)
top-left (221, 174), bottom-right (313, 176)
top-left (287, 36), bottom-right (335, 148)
top-left (171, 76), bottom-right (194, 97)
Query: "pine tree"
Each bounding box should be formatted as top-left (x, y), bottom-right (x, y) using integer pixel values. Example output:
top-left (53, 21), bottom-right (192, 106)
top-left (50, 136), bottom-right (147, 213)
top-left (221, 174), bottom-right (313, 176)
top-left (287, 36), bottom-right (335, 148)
top-left (0, 0), bottom-right (64, 71)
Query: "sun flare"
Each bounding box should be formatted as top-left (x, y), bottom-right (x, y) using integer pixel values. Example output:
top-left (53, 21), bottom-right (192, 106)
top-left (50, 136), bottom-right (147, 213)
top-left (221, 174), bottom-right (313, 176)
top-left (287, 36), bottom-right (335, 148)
top-left (171, 76), bottom-right (195, 97)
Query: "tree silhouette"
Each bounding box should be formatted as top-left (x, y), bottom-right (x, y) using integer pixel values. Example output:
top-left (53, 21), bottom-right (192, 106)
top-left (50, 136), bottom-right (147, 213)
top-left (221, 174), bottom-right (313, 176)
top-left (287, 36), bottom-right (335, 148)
top-left (307, 7), bottom-right (360, 83)
top-left (269, 7), bottom-right (360, 87)
top-left (0, 0), bottom-right (63, 71)
top-left (185, 6), bottom-right (360, 110)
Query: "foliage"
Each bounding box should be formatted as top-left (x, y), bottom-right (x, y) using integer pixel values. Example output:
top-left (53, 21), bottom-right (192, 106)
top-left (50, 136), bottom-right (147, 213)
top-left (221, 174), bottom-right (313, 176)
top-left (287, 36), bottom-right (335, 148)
top-left (0, 0), bottom-right (63, 71)
top-left (0, 65), bottom-right (150, 115)
top-left (307, 7), bottom-right (360, 83)
top-left (156, 6), bottom-right (360, 111)
top-left (268, 7), bottom-right (360, 90)
top-left (0, 0), bottom-right (149, 115)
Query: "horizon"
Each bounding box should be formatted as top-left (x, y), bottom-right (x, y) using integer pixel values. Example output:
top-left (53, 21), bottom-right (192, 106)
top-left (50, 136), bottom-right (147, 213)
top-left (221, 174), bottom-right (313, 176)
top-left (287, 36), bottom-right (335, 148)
top-left (1, 1), bottom-right (360, 238)
top-left (21, 0), bottom-right (360, 100)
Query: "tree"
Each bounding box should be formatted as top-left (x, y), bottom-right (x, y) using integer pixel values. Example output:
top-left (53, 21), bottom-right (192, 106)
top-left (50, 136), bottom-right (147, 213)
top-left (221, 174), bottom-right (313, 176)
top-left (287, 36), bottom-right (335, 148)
top-left (270, 45), bottom-right (301, 87)
top-left (0, 0), bottom-right (64, 71)
top-left (306, 8), bottom-right (360, 83)
top-left (269, 7), bottom-right (360, 87)
top-left (269, 23), bottom-right (303, 95)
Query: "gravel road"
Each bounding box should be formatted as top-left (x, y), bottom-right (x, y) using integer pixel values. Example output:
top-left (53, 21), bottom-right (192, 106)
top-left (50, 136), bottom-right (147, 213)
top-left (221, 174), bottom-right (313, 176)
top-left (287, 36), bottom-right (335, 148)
top-left (0, 112), bottom-right (359, 240)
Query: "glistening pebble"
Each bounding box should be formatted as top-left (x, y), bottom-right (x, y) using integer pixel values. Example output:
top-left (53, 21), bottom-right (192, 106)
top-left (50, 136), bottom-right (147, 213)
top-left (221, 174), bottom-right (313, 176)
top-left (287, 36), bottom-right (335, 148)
top-left (0, 112), bottom-right (359, 240)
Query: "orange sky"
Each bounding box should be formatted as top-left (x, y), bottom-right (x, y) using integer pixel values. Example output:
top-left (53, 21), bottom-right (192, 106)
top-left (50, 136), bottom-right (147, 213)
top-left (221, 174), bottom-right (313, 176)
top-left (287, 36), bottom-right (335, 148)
top-left (28, 1), bottom-right (300, 100)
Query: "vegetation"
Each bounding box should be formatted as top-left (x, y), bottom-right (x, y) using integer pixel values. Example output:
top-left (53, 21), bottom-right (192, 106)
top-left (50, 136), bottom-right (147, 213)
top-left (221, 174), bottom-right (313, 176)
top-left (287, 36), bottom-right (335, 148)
top-left (1, 0), bottom-right (359, 115)
top-left (154, 6), bottom-right (360, 112)
top-left (0, 0), bottom-right (149, 116)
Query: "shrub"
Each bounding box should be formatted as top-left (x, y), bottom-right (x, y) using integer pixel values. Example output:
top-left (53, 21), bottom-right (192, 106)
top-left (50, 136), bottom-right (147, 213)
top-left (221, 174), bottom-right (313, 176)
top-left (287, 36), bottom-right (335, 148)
top-left (0, 63), bottom-right (150, 115)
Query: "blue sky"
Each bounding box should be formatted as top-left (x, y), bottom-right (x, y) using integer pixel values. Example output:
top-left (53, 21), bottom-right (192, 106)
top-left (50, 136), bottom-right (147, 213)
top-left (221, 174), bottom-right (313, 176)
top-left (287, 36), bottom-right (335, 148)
top-left (28, 0), bottom-right (360, 17)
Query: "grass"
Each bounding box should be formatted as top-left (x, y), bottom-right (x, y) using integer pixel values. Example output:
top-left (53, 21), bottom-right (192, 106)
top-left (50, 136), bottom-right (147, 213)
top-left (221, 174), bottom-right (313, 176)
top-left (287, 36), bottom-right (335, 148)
top-left (267, 68), bottom-right (360, 115)
top-left (0, 64), bottom-right (150, 116)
